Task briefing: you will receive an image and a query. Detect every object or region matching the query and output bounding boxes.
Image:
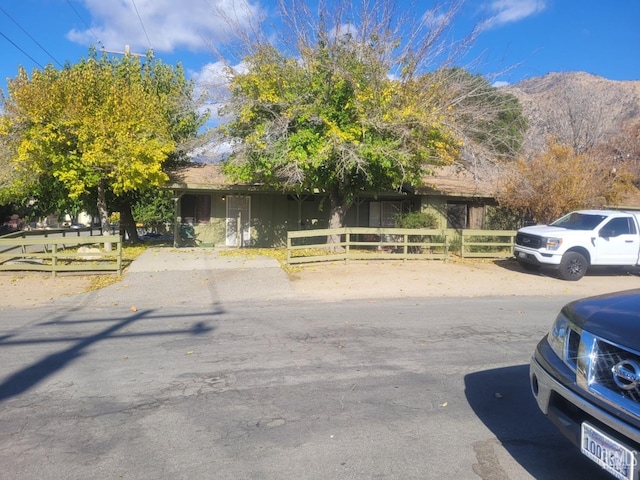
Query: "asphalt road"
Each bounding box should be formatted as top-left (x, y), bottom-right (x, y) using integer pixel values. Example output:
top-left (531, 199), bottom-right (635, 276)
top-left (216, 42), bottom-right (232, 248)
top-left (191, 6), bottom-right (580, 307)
top-left (0, 255), bottom-right (614, 480)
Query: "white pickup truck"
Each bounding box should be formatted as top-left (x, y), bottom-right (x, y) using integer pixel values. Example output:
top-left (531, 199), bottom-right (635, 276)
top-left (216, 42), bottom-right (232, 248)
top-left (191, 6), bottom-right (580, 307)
top-left (514, 209), bottom-right (640, 280)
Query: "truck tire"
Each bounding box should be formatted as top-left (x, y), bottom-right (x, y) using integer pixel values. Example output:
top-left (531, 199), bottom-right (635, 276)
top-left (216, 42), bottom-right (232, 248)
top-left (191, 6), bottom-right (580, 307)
top-left (558, 252), bottom-right (588, 281)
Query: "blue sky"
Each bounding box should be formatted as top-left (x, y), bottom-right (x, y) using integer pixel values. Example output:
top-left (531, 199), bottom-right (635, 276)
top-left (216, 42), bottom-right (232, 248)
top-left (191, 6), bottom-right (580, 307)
top-left (1, 0), bottom-right (638, 98)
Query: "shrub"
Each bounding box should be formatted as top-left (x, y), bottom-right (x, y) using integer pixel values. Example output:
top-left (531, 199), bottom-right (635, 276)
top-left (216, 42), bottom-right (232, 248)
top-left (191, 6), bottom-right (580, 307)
top-left (395, 211), bottom-right (438, 229)
top-left (485, 206), bottom-right (522, 230)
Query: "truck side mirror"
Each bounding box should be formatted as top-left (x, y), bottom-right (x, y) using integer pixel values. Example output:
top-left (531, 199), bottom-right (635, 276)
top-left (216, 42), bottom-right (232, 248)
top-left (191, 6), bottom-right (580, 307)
top-left (599, 229), bottom-right (614, 238)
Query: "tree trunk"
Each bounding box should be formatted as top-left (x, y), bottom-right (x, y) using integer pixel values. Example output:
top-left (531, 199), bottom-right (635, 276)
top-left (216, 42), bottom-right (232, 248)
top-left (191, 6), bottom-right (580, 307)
top-left (326, 187), bottom-right (350, 252)
top-left (119, 199), bottom-right (140, 244)
top-left (96, 180), bottom-right (112, 251)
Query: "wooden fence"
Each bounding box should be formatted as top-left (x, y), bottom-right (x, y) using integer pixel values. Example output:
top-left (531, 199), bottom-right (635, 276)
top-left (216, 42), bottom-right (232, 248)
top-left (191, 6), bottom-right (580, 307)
top-left (287, 227), bottom-right (517, 265)
top-left (459, 229), bottom-right (518, 258)
top-left (0, 234), bottom-right (123, 277)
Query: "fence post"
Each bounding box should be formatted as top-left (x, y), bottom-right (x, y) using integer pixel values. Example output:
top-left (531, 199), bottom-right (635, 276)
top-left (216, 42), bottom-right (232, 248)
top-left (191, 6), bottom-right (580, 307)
top-left (116, 237), bottom-right (123, 276)
top-left (345, 232), bottom-right (350, 264)
top-left (461, 231), bottom-right (466, 259)
top-left (444, 230), bottom-right (449, 260)
top-left (403, 233), bottom-right (408, 262)
top-left (52, 243), bottom-right (58, 278)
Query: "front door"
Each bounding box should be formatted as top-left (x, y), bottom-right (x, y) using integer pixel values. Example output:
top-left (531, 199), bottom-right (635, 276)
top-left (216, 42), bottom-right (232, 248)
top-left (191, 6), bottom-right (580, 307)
top-left (226, 195), bottom-right (251, 247)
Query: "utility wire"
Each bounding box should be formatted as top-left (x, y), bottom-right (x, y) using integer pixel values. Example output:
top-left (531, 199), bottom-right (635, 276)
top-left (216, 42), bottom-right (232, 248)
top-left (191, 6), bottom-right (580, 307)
top-left (64, 0), bottom-right (102, 48)
top-left (0, 6), bottom-right (63, 67)
top-left (130, 0), bottom-right (152, 50)
top-left (0, 29), bottom-right (44, 69)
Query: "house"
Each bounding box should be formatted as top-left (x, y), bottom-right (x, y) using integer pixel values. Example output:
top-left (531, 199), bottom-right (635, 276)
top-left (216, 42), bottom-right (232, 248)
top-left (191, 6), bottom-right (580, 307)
top-left (165, 163), bottom-right (498, 248)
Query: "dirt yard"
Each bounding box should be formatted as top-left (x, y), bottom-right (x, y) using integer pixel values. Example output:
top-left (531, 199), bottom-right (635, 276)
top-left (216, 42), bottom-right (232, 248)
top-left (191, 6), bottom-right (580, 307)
top-left (0, 273), bottom-right (96, 307)
top-left (289, 258), bottom-right (640, 301)
top-left (1, 258), bottom-right (639, 308)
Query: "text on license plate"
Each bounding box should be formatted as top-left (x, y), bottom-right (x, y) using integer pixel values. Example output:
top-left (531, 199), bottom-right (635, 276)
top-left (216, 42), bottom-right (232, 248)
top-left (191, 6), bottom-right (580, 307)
top-left (581, 422), bottom-right (636, 480)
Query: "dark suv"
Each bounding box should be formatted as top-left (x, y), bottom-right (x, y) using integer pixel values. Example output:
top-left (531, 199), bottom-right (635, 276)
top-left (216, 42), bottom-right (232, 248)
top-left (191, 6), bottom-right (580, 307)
top-left (530, 289), bottom-right (640, 480)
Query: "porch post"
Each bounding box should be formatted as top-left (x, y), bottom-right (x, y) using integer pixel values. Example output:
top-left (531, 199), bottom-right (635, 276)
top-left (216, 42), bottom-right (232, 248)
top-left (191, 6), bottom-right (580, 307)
top-left (173, 192), bottom-right (183, 248)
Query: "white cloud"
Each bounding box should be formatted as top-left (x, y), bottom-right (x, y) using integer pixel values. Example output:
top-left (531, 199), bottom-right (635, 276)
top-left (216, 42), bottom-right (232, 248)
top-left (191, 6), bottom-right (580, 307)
top-left (67, 0), bottom-right (263, 53)
top-left (191, 61), bottom-right (231, 88)
top-left (191, 60), bottom-right (248, 125)
top-left (189, 141), bottom-right (234, 163)
top-left (423, 8), bottom-right (448, 30)
top-left (329, 23), bottom-right (359, 42)
top-left (479, 0), bottom-right (546, 31)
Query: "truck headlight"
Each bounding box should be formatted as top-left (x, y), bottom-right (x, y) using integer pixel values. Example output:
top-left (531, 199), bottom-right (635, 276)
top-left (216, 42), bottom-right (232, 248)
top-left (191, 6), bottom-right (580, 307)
top-left (543, 237), bottom-right (562, 250)
top-left (548, 313), bottom-right (570, 361)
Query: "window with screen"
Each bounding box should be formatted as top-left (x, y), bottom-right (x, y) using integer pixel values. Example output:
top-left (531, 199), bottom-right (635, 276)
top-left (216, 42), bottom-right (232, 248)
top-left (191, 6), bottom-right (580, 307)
top-left (446, 203), bottom-right (467, 229)
top-left (369, 201), bottom-right (403, 227)
top-left (181, 194), bottom-right (211, 224)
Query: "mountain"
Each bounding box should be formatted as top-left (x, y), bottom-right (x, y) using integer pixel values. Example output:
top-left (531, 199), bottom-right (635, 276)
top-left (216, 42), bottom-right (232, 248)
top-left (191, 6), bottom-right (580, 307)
top-left (501, 72), bottom-right (640, 155)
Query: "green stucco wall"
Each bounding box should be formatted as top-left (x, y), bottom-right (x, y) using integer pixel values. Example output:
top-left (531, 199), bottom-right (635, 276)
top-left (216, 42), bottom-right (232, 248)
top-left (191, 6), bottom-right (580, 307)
top-left (181, 191), bottom-right (482, 248)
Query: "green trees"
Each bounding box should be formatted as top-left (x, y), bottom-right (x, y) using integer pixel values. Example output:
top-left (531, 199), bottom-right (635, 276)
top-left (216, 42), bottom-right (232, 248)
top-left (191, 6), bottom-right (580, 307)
top-left (440, 68), bottom-right (526, 160)
top-left (0, 49), bottom-right (207, 240)
top-left (222, 44), bottom-right (457, 233)
top-left (220, 0), bottom-right (523, 241)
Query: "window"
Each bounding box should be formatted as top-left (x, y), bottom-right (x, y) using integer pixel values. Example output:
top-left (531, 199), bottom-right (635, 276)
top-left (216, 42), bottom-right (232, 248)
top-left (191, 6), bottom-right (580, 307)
top-left (369, 201), bottom-right (403, 227)
top-left (446, 203), bottom-right (467, 229)
top-left (601, 217), bottom-right (636, 237)
top-left (181, 194), bottom-right (211, 224)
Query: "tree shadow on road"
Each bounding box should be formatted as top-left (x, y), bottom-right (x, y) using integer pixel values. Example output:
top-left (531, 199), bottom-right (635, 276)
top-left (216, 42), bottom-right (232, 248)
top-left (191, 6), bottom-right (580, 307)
top-left (464, 365), bottom-right (611, 479)
top-left (0, 308), bottom-right (217, 402)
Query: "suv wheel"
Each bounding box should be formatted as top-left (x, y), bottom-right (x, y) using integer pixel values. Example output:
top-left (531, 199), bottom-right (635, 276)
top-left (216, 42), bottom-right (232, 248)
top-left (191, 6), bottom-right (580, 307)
top-left (558, 252), bottom-right (587, 281)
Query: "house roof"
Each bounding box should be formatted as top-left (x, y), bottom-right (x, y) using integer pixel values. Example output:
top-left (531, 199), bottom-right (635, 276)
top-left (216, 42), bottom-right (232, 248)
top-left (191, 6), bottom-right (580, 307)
top-left (167, 161), bottom-right (640, 210)
top-left (415, 165), bottom-right (495, 197)
top-left (166, 162), bottom-right (495, 198)
top-left (168, 163), bottom-right (231, 188)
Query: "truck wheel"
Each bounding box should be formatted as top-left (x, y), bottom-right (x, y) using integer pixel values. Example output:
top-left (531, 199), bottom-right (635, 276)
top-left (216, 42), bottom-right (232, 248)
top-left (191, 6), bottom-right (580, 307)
top-left (558, 252), bottom-right (588, 281)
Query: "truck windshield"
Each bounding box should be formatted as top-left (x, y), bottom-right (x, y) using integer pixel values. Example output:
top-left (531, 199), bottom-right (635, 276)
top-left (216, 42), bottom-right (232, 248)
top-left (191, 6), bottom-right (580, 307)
top-left (550, 213), bottom-right (607, 230)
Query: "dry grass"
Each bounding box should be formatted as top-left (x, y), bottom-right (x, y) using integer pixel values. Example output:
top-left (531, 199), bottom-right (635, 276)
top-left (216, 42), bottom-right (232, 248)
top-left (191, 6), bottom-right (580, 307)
top-left (81, 244), bottom-right (150, 291)
top-left (217, 247), bottom-right (303, 274)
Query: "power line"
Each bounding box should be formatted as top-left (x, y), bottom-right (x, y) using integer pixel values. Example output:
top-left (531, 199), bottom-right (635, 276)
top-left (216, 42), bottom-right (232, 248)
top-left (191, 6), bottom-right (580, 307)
top-left (0, 29), bottom-right (44, 69)
top-left (0, 6), bottom-right (63, 68)
top-left (64, 0), bottom-right (102, 48)
top-left (130, 0), bottom-right (152, 50)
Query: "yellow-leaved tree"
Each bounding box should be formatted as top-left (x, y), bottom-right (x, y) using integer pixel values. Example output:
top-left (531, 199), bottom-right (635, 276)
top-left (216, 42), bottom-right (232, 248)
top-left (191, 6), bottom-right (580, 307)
top-left (218, 0), bottom-right (526, 246)
top-left (0, 49), bottom-right (204, 237)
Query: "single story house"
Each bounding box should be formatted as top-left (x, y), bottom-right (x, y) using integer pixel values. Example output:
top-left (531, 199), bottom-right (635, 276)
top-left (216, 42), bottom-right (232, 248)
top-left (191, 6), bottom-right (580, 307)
top-left (165, 163), bottom-right (498, 248)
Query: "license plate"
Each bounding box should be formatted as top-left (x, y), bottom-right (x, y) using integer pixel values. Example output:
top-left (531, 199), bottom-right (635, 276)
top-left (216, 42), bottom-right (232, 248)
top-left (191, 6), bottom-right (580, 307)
top-left (517, 251), bottom-right (526, 259)
top-left (581, 422), bottom-right (636, 480)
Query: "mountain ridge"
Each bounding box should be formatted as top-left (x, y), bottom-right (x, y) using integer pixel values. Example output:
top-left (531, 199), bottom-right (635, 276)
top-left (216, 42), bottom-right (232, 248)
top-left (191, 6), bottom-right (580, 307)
top-left (501, 71), bottom-right (640, 155)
